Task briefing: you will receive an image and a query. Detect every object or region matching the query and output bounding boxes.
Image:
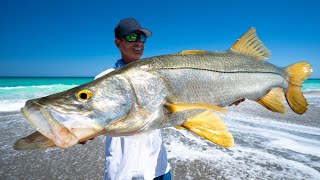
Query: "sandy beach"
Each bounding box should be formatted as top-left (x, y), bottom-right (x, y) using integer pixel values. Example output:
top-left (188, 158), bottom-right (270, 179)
top-left (1, 98), bottom-right (319, 179)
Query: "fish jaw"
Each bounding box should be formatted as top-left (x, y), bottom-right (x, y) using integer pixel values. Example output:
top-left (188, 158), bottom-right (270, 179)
top-left (20, 97), bottom-right (107, 149)
top-left (20, 104), bottom-right (78, 148)
top-left (17, 101), bottom-right (105, 150)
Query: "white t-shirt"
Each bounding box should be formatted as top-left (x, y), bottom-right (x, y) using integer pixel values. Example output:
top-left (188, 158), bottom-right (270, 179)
top-left (95, 68), bottom-right (170, 180)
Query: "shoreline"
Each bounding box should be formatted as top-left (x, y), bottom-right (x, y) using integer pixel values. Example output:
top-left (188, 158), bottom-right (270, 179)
top-left (1, 100), bottom-right (319, 179)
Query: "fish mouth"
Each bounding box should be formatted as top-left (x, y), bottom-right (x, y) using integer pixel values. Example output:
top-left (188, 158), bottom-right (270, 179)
top-left (16, 102), bottom-right (78, 149)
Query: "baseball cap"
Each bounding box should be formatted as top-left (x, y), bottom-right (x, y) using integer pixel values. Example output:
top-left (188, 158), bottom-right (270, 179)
top-left (115, 18), bottom-right (152, 38)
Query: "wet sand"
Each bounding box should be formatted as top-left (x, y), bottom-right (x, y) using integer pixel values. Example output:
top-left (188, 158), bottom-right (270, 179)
top-left (1, 99), bottom-right (319, 180)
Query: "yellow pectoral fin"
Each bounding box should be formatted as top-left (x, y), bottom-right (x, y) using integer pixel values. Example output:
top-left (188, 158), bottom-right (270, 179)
top-left (174, 126), bottom-right (184, 130)
top-left (181, 110), bottom-right (234, 148)
top-left (166, 103), bottom-right (227, 114)
top-left (257, 87), bottom-right (286, 113)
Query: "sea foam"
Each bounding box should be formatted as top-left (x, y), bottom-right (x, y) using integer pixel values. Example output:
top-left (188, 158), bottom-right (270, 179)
top-left (0, 84), bottom-right (77, 112)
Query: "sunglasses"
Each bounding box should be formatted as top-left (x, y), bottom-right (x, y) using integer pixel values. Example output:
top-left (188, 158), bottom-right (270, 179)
top-left (123, 32), bottom-right (146, 43)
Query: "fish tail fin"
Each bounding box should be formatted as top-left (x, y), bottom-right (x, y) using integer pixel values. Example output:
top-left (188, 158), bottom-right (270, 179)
top-left (285, 62), bottom-right (312, 114)
top-left (181, 110), bottom-right (234, 148)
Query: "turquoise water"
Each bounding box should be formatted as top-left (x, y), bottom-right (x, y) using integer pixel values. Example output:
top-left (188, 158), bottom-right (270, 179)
top-left (0, 77), bottom-right (319, 111)
top-left (0, 77), bottom-right (93, 87)
top-left (0, 77), bottom-right (93, 111)
top-left (302, 79), bottom-right (320, 92)
top-left (1, 77), bottom-right (318, 88)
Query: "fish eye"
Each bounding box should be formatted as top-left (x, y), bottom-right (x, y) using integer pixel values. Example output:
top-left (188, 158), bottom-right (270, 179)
top-left (76, 90), bottom-right (92, 101)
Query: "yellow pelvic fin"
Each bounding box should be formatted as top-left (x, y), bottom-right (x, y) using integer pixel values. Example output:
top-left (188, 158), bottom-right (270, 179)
top-left (257, 88), bottom-right (285, 113)
top-left (285, 62), bottom-right (312, 114)
top-left (181, 110), bottom-right (234, 147)
top-left (230, 27), bottom-right (271, 60)
top-left (166, 102), bottom-right (227, 114)
top-left (178, 50), bottom-right (210, 55)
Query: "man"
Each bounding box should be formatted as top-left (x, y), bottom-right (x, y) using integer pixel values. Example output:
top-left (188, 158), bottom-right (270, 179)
top-left (95, 18), bottom-right (171, 180)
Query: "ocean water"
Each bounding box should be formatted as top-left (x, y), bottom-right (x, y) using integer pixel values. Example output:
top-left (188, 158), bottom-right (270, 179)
top-left (0, 77), bottom-right (319, 179)
top-left (0, 77), bottom-right (92, 112)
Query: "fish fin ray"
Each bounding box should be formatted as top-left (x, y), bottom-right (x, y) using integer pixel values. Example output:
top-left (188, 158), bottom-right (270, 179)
top-left (230, 27), bottom-right (271, 60)
top-left (181, 110), bottom-right (234, 147)
top-left (14, 131), bottom-right (56, 150)
top-left (257, 87), bottom-right (285, 113)
top-left (285, 62), bottom-right (312, 114)
top-left (178, 50), bottom-right (210, 55)
top-left (166, 102), bottom-right (227, 114)
top-left (174, 126), bottom-right (184, 130)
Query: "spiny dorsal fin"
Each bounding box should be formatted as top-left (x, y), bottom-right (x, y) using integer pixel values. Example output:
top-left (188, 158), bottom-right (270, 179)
top-left (230, 27), bottom-right (271, 60)
top-left (178, 50), bottom-right (210, 55)
top-left (257, 87), bottom-right (285, 113)
top-left (181, 110), bottom-right (234, 147)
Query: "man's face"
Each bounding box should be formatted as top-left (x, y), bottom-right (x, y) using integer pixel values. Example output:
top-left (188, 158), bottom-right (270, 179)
top-left (115, 31), bottom-right (145, 63)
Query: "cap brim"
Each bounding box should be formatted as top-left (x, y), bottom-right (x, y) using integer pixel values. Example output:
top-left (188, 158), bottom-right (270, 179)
top-left (122, 28), bottom-right (152, 37)
top-left (138, 29), bottom-right (152, 37)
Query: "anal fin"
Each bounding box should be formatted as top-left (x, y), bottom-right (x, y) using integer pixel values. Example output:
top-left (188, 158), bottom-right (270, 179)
top-left (257, 87), bottom-right (285, 113)
top-left (181, 110), bottom-right (234, 148)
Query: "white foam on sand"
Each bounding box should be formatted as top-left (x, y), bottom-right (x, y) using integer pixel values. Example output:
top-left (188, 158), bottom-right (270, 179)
top-left (270, 139), bottom-right (320, 157)
top-left (163, 106), bottom-right (320, 179)
top-left (0, 84), bottom-right (78, 112)
top-left (166, 127), bottom-right (208, 145)
top-left (227, 113), bottom-right (320, 135)
top-left (226, 113), bottom-right (320, 155)
top-left (0, 100), bottom-right (26, 112)
top-left (167, 133), bottom-right (319, 179)
top-left (231, 146), bottom-right (320, 180)
top-left (165, 134), bottom-right (320, 179)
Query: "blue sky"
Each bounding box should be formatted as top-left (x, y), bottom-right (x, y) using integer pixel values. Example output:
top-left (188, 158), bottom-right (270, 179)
top-left (1, 0), bottom-right (319, 78)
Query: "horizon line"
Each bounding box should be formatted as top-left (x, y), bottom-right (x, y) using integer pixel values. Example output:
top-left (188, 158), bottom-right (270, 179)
top-left (0, 76), bottom-right (94, 78)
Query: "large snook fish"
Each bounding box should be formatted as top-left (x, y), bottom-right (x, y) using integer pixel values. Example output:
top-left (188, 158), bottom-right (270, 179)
top-left (14, 28), bottom-right (312, 150)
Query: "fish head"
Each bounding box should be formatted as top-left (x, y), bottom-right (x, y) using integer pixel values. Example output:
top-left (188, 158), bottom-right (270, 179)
top-left (16, 74), bottom-right (134, 149)
top-left (103, 69), bottom-right (168, 136)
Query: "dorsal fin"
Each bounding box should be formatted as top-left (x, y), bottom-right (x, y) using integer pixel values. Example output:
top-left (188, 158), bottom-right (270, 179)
top-left (230, 27), bottom-right (271, 60)
top-left (178, 50), bottom-right (210, 55)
